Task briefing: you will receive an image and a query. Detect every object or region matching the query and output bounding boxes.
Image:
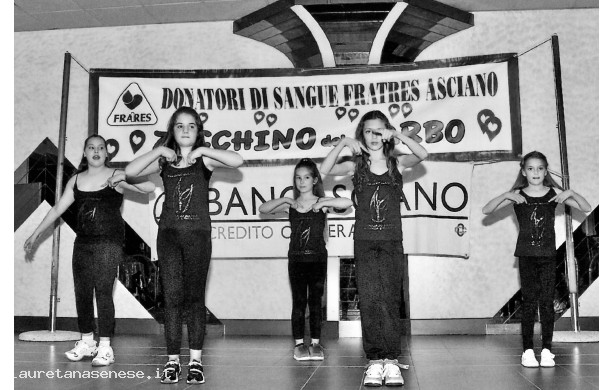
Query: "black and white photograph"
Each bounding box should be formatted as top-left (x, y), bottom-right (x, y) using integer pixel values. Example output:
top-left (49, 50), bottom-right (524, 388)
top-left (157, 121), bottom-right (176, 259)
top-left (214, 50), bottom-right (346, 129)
top-left (12, 0), bottom-right (601, 389)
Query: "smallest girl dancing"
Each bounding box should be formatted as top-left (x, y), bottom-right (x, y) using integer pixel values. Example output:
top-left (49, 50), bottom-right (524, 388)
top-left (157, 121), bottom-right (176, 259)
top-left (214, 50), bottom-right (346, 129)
top-left (259, 158), bottom-right (352, 361)
top-left (483, 151), bottom-right (591, 368)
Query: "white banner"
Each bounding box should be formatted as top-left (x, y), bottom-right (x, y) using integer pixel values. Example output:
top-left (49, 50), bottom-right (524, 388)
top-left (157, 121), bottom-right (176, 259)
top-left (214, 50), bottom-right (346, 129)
top-left (148, 161), bottom-right (473, 260)
top-left (95, 56), bottom-right (520, 163)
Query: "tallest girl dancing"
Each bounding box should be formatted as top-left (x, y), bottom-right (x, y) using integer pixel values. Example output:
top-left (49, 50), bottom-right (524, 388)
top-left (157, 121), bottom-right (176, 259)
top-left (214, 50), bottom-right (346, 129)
top-left (321, 110), bottom-right (428, 387)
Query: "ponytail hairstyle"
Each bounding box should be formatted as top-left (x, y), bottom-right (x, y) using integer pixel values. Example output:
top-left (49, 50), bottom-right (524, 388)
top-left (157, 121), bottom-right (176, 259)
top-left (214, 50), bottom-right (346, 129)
top-left (510, 150), bottom-right (563, 191)
top-left (292, 158), bottom-right (325, 199)
top-left (155, 106), bottom-right (206, 170)
top-left (352, 110), bottom-right (399, 192)
top-left (75, 134), bottom-right (110, 174)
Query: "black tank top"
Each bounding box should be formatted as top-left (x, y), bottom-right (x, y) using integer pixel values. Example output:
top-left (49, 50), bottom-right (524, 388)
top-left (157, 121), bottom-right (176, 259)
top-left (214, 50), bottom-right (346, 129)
top-left (513, 187), bottom-right (557, 257)
top-left (354, 169), bottom-right (403, 241)
top-left (288, 205), bottom-right (327, 262)
top-left (159, 158), bottom-right (212, 231)
top-left (73, 172), bottom-right (124, 244)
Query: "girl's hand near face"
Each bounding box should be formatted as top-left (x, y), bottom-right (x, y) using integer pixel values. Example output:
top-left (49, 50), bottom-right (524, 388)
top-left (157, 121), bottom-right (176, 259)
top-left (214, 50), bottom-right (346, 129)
top-left (380, 129), bottom-right (396, 143)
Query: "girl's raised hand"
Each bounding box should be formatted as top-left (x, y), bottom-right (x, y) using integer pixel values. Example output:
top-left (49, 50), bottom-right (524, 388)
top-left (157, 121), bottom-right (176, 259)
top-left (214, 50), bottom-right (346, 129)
top-left (288, 198), bottom-right (299, 209)
top-left (505, 191), bottom-right (526, 204)
top-left (186, 148), bottom-right (205, 165)
top-left (380, 129), bottom-right (396, 143)
top-left (311, 202), bottom-right (327, 213)
top-left (343, 137), bottom-right (368, 155)
top-left (159, 147), bottom-right (177, 163)
top-left (107, 173), bottom-right (124, 188)
top-left (550, 189), bottom-right (573, 204)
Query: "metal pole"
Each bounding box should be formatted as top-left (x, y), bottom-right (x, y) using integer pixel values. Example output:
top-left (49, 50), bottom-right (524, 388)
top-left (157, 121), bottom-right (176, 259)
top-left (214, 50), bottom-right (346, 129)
top-left (550, 35), bottom-right (579, 332)
top-left (49, 52), bottom-right (72, 332)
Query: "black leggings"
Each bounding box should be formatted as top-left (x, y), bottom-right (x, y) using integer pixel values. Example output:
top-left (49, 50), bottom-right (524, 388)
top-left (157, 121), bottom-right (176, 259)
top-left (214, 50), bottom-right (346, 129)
top-left (288, 260), bottom-right (327, 340)
top-left (157, 229), bottom-right (211, 355)
top-left (72, 240), bottom-right (122, 337)
top-left (354, 240), bottom-right (404, 360)
top-left (519, 256), bottom-right (556, 351)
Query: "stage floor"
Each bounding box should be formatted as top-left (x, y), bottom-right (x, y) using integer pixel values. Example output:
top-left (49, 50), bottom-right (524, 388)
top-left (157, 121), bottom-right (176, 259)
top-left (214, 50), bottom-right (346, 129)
top-left (15, 333), bottom-right (599, 389)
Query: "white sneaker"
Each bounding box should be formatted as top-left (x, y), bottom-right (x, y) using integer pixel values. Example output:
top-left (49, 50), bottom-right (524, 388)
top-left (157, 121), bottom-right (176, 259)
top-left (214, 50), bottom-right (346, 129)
top-left (92, 345), bottom-right (115, 366)
top-left (65, 340), bottom-right (97, 362)
top-left (382, 359), bottom-right (405, 386)
top-left (363, 360), bottom-right (384, 387)
top-left (540, 348), bottom-right (556, 367)
top-left (521, 349), bottom-right (539, 367)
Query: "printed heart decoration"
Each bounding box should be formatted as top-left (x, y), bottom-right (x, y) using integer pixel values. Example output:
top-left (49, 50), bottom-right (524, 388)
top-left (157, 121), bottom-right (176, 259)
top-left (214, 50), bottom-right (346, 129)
top-left (122, 91), bottom-right (143, 110)
top-left (129, 130), bottom-right (145, 154)
top-left (401, 103), bottom-right (413, 118)
top-left (348, 109), bottom-right (359, 122)
top-left (477, 109), bottom-right (502, 141)
top-left (106, 139), bottom-right (119, 161)
top-left (335, 107), bottom-right (347, 120)
top-left (389, 104), bottom-right (400, 118)
top-left (484, 118), bottom-right (502, 141)
top-left (266, 113), bottom-right (278, 127)
top-left (254, 111), bottom-right (265, 125)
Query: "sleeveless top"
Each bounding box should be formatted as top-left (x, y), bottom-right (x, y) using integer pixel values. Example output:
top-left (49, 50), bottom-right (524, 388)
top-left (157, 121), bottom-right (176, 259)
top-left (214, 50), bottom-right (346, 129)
top-left (159, 158), bottom-right (212, 231)
top-left (513, 187), bottom-right (557, 257)
top-left (288, 204), bottom-right (327, 262)
top-left (354, 169), bottom-right (403, 241)
top-left (73, 171), bottom-right (124, 244)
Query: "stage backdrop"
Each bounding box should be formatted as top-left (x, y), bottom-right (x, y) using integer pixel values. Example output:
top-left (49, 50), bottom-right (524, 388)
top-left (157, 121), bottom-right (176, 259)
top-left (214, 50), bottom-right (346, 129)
top-left (91, 53), bottom-right (521, 259)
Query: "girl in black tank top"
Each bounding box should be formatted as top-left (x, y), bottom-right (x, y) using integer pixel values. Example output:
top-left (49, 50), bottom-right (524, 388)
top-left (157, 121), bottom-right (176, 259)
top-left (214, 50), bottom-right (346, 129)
top-left (73, 171), bottom-right (124, 244)
top-left (125, 107), bottom-right (244, 384)
top-left (259, 158), bottom-right (352, 361)
top-left (24, 135), bottom-right (155, 367)
top-left (319, 110), bottom-right (428, 386)
top-left (482, 151), bottom-right (591, 368)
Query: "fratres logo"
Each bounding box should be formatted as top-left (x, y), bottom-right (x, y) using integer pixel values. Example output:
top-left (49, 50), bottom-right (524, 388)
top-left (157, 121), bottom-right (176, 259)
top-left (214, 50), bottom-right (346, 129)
top-left (107, 83), bottom-right (158, 126)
